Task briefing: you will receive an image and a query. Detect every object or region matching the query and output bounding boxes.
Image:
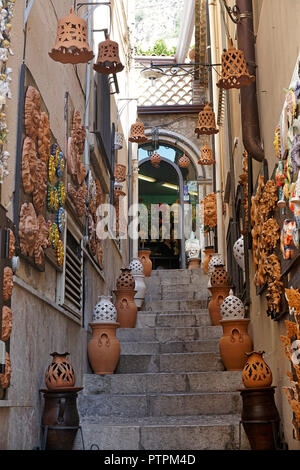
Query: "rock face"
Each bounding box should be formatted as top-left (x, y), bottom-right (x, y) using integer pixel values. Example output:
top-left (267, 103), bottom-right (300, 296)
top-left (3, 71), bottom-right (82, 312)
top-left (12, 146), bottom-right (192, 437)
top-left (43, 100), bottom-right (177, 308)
top-left (76, 268), bottom-right (250, 450)
top-left (134, 0), bottom-right (183, 51)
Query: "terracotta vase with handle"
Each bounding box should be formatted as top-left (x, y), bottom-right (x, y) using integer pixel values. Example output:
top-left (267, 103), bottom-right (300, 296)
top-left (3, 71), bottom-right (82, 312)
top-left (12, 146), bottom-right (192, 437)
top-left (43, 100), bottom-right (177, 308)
top-left (138, 249), bottom-right (152, 277)
top-left (203, 248), bottom-right (214, 273)
top-left (208, 285), bottom-right (231, 325)
top-left (88, 322), bottom-right (120, 374)
top-left (219, 319), bottom-right (253, 370)
top-left (114, 289), bottom-right (138, 328)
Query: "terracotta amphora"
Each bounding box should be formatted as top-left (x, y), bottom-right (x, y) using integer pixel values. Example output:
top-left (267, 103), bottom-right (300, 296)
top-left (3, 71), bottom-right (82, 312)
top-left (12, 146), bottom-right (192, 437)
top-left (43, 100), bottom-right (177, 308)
top-left (208, 285), bottom-right (231, 325)
top-left (219, 319), bottom-right (253, 370)
top-left (203, 248), bottom-right (214, 273)
top-left (114, 289), bottom-right (138, 328)
top-left (138, 249), bottom-right (152, 277)
top-left (242, 350), bottom-right (273, 388)
top-left (88, 322), bottom-right (120, 374)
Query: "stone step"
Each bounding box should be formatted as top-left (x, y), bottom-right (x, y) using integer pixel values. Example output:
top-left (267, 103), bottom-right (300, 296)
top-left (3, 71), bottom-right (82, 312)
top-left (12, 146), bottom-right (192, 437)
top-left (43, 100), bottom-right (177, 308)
top-left (116, 352), bottom-right (224, 374)
top-left (74, 415), bottom-right (250, 450)
top-left (82, 371), bottom-right (243, 395)
top-left (120, 339), bottom-right (219, 354)
top-left (116, 325), bottom-right (222, 342)
top-left (78, 391), bottom-right (241, 419)
top-left (143, 299), bottom-right (208, 311)
top-left (136, 312), bottom-right (211, 328)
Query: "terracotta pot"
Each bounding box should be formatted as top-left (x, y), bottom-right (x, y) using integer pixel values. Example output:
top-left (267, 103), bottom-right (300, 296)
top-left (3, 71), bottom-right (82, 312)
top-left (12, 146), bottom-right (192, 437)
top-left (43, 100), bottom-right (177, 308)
top-left (114, 289), bottom-right (138, 328)
top-left (239, 386), bottom-right (280, 450)
top-left (116, 267), bottom-right (135, 290)
top-left (40, 387), bottom-right (83, 450)
top-left (188, 258), bottom-right (201, 270)
top-left (219, 319), bottom-right (253, 370)
top-left (211, 264), bottom-right (230, 286)
top-left (138, 249), bottom-right (152, 277)
top-left (208, 285), bottom-right (231, 325)
top-left (45, 353), bottom-right (76, 390)
top-left (88, 322), bottom-right (120, 374)
top-left (242, 351), bottom-right (273, 388)
top-left (203, 248), bottom-right (214, 273)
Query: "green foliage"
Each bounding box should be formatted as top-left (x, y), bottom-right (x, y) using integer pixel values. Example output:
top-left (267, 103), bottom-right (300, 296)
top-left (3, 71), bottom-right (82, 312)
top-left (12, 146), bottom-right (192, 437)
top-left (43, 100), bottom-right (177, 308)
top-left (135, 39), bottom-right (176, 56)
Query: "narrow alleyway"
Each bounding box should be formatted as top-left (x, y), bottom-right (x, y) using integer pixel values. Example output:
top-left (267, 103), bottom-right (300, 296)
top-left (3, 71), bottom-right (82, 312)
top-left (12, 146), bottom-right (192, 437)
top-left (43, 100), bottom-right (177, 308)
top-left (77, 269), bottom-right (250, 450)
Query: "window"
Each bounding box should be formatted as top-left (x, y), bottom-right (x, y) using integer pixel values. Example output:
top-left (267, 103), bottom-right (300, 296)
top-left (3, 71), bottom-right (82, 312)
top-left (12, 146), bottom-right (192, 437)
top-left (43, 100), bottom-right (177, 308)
top-left (56, 222), bottom-right (84, 322)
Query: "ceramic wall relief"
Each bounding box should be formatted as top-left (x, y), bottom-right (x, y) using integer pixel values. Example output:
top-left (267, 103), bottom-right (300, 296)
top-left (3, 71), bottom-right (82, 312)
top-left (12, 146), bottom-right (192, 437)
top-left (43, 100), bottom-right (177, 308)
top-left (33, 159), bottom-right (47, 214)
top-left (3, 267), bottom-right (13, 302)
top-left (22, 136), bottom-right (37, 194)
top-left (34, 215), bottom-right (49, 265)
top-left (68, 182), bottom-right (87, 218)
top-left (1, 306), bottom-right (12, 342)
top-left (38, 111), bottom-right (51, 163)
top-left (24, 85), bottom-right (41, 140)
top-left (19, 202), bottom-right (39, 257)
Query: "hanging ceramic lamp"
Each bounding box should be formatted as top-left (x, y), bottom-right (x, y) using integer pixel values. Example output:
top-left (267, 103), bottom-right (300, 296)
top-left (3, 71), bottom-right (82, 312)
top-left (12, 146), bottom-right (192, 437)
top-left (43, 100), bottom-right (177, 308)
top-left (49, 8), bottom-right (94, 64)
top-left (178, 154), bottom-right (190, 168)
top-left (93, 37), bottom-right (124, 74)
top-left (217, 41), bottom-right (255, 90)
top-left (128, 120), bottom-right (148, 144)
top-left (150, 151), bottom-right (162, 168)
top-left (195, 104), bottom-right (219, 136)
top-left (198, 145), bottom-right (216, 165)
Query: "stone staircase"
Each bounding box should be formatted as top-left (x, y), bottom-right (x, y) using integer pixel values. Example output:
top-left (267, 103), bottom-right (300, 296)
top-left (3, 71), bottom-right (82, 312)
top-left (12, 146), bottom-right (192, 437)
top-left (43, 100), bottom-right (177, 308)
top-left (77, 268), bottom-right (250, 450)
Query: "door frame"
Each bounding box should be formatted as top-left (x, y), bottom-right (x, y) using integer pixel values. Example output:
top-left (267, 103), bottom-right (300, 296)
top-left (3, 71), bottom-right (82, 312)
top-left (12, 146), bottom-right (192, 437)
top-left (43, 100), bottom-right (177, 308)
top-left (139, 156), bottom-right (186, 269)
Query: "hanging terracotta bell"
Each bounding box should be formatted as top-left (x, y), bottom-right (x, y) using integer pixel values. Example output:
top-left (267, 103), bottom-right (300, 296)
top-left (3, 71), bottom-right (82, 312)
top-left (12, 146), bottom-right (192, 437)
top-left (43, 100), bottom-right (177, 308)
top-left (198, 145), bottom-right (216, 165)
top-left (178, 154), bottom-right (190, 168)
top-left (195, 104), bottom-right (219, 136)
top-left (217, 40), bottom-right (255, 90)
top-left (49, 8), bottom-right (94, 64)
top-left (114, 164), bottom-right (126, 183)
top-left (93, 37), bottom-right (124, 74)
top-left (128, 120), bottom-right (148, 144)
top-left (150, 151), bottom-right (162, 168)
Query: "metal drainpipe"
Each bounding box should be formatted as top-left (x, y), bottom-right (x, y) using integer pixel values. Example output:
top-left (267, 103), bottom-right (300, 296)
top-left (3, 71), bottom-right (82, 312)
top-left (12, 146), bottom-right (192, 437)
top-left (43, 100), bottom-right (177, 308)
top-left (84, 4), bottom-right (92, 172)
top-left (208, 0), bottom-right (225, 259)
top-left (236, 0), bottom-right (264, 162)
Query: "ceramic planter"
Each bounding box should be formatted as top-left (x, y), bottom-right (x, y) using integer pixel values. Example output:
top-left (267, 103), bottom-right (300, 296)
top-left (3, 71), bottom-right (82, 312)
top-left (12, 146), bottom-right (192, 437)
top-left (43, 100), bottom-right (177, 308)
top-left (114, 289), bottom-right (138, 328)
top-left (93, 295), bottom-right (117, 323)
top-left (208, 285), bottom-right (231, 325)
top-left (88, 322), bottom-right (120, 374)
top-left (188, 258), bottom-right (201, 269)
top-left (45, 352), bottom-right (76, 390)
top-left (208, 254), bottom-right (224, 275)
top-left (219, 319), bottom-right (252, 370)
top-left (242, 351), bottom-right (273, 388)
top-left (129, 258), bottom-right (146, 309)
top-left (138, 249), bottom-right (152, 277)
top-left (220, 291), bottom-right (245, 319)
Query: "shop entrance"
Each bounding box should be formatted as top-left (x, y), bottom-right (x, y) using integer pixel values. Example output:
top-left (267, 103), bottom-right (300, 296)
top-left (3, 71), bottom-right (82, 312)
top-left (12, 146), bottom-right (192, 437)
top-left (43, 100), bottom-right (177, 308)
top-left (138, 143), bottom-right (198, 270)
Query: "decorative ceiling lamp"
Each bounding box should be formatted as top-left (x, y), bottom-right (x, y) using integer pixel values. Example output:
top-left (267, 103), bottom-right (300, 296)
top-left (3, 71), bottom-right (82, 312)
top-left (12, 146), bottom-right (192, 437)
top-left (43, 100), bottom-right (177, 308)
top-left (217, 40), bottom-right (255, 90)
top-left (128, 120), bottom-right (148, 144)
top-left (93, 37), bottom-right (124, 74)
top-left (178, 154), bottom-right (190, 168)
top-left (150, 151), bottom-right (162, 168)
top-left (198, 145), bottom-right (216, 165)
top-left (49, 8), bottom-right (94, 64)
top-left (195, 104), bottom-right (219, 136)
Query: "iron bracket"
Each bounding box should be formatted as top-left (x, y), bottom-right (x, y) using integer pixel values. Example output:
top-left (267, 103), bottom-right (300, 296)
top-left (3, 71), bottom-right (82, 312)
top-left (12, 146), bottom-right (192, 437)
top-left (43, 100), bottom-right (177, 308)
top-left (221, 0), bottom-right (241, 24)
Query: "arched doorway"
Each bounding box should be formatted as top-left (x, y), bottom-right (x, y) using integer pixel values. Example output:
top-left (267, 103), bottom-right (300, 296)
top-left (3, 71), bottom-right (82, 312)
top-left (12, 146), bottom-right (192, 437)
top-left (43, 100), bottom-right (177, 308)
top-left (138, 142), bottom-right (199, 270)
